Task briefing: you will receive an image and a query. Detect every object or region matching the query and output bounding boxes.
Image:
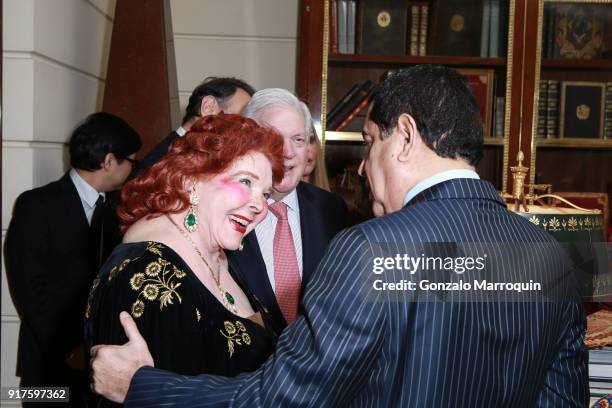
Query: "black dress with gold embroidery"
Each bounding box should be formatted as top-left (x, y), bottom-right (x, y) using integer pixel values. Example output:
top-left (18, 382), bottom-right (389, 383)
top-left (84, 242), bottom-right (276, 407)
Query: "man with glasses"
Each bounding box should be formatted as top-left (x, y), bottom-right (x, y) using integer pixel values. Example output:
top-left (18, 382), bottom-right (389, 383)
top-left (137, 76), bottom-right (254, 172)
top-left (4, 112), bottom-right (141, 407)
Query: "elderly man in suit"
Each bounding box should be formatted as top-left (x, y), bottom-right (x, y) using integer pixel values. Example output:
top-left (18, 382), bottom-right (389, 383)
top-left (91, 65), bottom-right (587, 407)
top-left (5, 112), bottom-right (141, 407)
top-left (138, 76), bottom-right (254, 171)
top-left (232, 88), bottom-right (348, 334)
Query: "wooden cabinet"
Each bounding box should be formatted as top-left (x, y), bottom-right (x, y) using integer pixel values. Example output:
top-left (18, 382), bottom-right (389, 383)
top-left (296, 0), bottom-right (612, 224)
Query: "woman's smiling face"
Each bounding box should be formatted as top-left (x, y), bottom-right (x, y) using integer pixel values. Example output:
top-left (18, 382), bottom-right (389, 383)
top-left (195, 151), bottom-right (273, 251)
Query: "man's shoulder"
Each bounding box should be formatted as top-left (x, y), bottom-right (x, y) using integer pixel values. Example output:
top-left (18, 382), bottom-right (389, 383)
top-left (297, 181), bottom-right (346, 207)
top-left (15, 176), bottom-right (68, 206)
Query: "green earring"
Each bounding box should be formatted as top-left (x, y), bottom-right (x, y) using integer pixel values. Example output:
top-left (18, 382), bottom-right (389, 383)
top-left (184, 189), bottom-right (199, 232)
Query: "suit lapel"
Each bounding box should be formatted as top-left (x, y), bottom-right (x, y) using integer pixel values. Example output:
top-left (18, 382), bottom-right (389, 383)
top-left (297, 183), bottom-right (325, 285)
top-left (227, 232), bottom-right (286, 326)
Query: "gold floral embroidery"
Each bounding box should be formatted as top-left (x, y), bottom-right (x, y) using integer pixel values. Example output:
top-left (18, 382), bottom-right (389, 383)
top-left (108, 266), bottom-right (119, 282)
top-left (220, 320), bottom-right (251, 358)
top-left (145, 261), bottom-right (162, 277)
top-left (174, 266), bottom-right (186, 279)
top-left (130, 273), bottom-right (145, 290)
top-left (128, 244), bottom-right (186, 318)
top-left (143, 284), bottom-right (159, 300)
top-left (146, 242), bottom-right (164, 257)
top-left (195, 308), bottom-right (201, 322)
top-left (84, 278), bottom-right (101, 319)
top-left (118, 259), bottom-right (131, 271)
top-left (131, 300), bottom-right (145, 318)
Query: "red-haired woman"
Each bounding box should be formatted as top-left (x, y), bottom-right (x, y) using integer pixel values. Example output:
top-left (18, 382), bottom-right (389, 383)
top-left (85, 114), bottom-right (284, 406)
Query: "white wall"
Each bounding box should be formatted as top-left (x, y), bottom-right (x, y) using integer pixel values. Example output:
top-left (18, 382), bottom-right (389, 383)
top-left (1, 0), bottom-right (116, 396)
top-left (169, 0), bottom-right (299, 127)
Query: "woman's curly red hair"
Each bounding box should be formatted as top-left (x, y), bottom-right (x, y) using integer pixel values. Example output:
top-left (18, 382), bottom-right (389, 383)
top-left (118, 114), bottom-right (284, 232)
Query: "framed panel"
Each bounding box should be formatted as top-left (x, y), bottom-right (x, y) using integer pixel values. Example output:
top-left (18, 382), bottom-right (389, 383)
top-left (559, 81), bottom-right (605, 139)
top-left (456, 68), bottom-right (495, 138)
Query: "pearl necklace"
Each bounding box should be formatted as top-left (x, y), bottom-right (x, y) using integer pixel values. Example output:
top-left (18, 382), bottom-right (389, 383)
top-left (166, 214), bottom-right (237, 313)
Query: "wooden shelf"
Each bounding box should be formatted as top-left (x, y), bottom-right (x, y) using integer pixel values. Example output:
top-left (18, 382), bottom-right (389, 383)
top-left (324, 131), bottom-right (363, 142)
top-left (324, 131), bottom-right (505, 146)
top-left (328, 54), bottom-right (506, 67)
top-left (541, 58), bottom-right (612, 69)
top-left (536, 138), bottom-right (612, 149)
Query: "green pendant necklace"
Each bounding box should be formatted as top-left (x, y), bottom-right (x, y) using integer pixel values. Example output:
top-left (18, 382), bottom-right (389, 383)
top-left (166, 214), bottom-right (236, 313)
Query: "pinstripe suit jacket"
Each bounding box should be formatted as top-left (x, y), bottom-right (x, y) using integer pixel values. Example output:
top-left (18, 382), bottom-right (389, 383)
top-left (125, 178), bottom-right (588, 407)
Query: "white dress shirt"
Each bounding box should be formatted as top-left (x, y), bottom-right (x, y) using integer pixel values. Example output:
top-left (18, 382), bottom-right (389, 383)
top-left (69, 168), bottom-right (105, 225)
top-left (175, 126), bottom-right (187, 137)
top-left (255, 189), bottom-right (303, 292)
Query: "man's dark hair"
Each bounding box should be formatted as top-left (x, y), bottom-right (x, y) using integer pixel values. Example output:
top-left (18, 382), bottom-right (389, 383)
top-left (369, 65), bottom-right (483, 165)
top-left (182, 77), bottom-right (256, 124)
top-left (69, 112), bottom-right (142, 171)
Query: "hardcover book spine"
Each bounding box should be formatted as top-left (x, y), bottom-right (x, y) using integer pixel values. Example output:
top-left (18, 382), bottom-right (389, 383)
top-left (546, 80), bottom-right (559, 138)
top-left (418, 4), bottom-right (428, 56)
top-left (327, 81), bottom-right (374, 130)
top-left (335, 95), bottom-right (370, 131)
top-left (495, 96), bottom-right (505, 138)
top-left (338, 0), bottom-right (348, 53)
top-left (410, 4), bottom-right (420, 56)
top-left (604, 82), bottom-right (612, 139)
top-left (480, 0), bottom-right (490, 57)
top-left (488, 0), bottom-right (500, 57)
top-left (537, 80), bottom-right (549, 138)
top-left (347, 0), bottom-right (356, 54)
top-left (330, 0), bottom-right (338, 54)
top-left (327, 84), bottom-right (360, 125)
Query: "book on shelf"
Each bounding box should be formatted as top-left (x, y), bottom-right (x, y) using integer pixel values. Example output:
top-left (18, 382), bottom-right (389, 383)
top-left (327, 80), bottom-right (374, 131)
top-left (559, 81), bottom-right (605, 139)
top-left (488, 0), bottom-right (500, 57)
top-left (480, 0), bottom-right (490, 57)
top-left (330, 0), bottom-right (338, 54)
top-left (418, 4), bottom-right (428, 56)
top-left (456, 68), bottom-right (494, 138)
top-left (408, 3), bottom-right (419, 56)
top-left (537, 80), bottom-right (548, 138)
top-left (493, 96), bottom-right (505, 138)
top-left (347, 0), bottom-right (356, 54)
top-left (546, 80), bottom-right (559, 139)
top-left (604, 82), bottom-right (612, 139)
top-left (356, 0), bottom-right (407, 55)
top-left (327, 84), bottom-right (360, 121)
top-left (428, 0), bottom-right (484, 56)
top-left (335, 95), bottom-right (370, 131)
top-left (338, 0), bottom-right (348, 53)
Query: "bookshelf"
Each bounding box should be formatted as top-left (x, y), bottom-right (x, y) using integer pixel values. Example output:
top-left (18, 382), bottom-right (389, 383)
top-left (296, 0), bottom-right (612, 223)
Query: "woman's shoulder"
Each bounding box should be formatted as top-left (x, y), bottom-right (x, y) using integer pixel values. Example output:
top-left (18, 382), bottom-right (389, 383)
top-left (90, 242), bottom-right (192, 318)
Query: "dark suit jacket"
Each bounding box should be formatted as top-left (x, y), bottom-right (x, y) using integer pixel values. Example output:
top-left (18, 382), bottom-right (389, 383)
top-left (4, 172), bottom-right (121, 384)
top-left (227, 181), bottom-right (348, 334)
top-left (137, 130), bottom-right (180, 173)
top-left (126, 178), bottom-right (588, 407)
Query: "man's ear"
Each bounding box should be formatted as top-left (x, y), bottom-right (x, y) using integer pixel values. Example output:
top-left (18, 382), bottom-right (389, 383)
top-left (397, 113), bottom-right (418, 163)
top-left (101, 153), bottom-right (114, 171)
top-left (200, 96), bottom-right (220, 116)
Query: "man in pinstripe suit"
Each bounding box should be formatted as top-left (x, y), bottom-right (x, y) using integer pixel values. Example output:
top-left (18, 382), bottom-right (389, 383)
top-left (91, 65), bottom-right (588, 407)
